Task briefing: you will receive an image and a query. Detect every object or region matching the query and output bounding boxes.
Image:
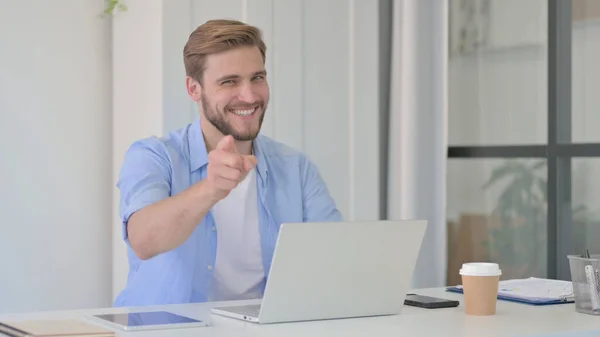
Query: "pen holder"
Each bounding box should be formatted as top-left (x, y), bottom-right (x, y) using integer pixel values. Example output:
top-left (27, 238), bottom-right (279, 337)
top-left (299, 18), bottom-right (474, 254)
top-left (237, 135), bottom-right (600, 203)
top-left (568, 254), bottom-right (600, 315)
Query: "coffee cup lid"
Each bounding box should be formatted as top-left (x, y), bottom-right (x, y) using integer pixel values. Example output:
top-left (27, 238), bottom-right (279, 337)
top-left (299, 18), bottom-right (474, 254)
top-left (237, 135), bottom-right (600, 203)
top-left (459, 262), bottom-right (502, 276)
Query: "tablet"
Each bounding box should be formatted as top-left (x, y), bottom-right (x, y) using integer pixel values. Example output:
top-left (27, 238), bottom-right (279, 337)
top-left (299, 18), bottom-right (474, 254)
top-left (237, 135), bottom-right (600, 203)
top-left (89, 311), bottom-right (208, 331)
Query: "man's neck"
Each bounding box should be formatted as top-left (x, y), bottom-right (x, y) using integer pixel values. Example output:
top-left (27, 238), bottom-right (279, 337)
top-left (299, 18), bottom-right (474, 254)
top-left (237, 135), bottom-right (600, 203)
top-left (234, 139), bottom-right (253, 155)
top-left (200, 120), bottom-right (253, 155)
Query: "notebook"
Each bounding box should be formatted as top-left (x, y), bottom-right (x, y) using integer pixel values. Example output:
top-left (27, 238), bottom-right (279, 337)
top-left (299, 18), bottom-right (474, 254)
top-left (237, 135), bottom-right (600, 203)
top-left (446, 277), bottom-right (575, 305)
top-left (0, 319), bottom-right (114, 337)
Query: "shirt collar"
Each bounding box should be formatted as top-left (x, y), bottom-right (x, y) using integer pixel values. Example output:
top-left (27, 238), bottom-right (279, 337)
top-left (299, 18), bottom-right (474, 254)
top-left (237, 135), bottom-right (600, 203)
top-left (252, 135), bottom-right (269, 183)
top-left (188, 117), bottom-right (208, 172)
top-left (188, 117), bottom-right (269, 181)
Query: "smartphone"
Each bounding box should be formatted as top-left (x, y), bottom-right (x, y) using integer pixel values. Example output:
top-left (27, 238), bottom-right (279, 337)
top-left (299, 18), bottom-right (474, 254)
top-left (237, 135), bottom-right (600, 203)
top-left (404, 294), bottom-right (460, 309)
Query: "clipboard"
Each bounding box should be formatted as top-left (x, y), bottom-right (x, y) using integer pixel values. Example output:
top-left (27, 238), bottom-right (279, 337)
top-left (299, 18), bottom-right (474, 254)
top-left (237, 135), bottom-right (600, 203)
top-left (446, 286), bottom-right (574, 305)
top-left (446, 277), bottom-right (575, 306)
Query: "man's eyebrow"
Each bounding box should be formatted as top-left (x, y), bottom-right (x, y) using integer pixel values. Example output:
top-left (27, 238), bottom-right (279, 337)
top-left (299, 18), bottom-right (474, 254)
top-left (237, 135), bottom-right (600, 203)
top-left (253, 70), bottom-right (267, 77)
top-left (215, 71), bottom-right (267, 83)
top-left (216, 74), bottom-right (240, 83)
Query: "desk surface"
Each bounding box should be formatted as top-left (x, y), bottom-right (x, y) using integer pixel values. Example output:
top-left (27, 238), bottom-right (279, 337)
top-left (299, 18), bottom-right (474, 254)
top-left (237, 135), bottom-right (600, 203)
top-left (1, 288), bottom-right (600, 337)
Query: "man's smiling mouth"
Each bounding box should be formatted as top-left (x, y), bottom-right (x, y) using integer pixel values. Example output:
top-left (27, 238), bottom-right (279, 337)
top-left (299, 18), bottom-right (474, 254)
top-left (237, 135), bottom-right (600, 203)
top-left (229, 107), bottom-right (257, 117)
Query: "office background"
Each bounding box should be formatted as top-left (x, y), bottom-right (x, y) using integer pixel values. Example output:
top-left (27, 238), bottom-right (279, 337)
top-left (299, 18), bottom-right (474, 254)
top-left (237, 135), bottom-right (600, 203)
top-left (0, 0), bottom-right (597, 316)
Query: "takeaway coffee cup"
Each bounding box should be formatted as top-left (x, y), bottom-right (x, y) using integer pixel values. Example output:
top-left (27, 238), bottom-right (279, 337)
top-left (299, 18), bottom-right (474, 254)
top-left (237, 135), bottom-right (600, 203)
top-left (459, 262), bottom-right (502, 316)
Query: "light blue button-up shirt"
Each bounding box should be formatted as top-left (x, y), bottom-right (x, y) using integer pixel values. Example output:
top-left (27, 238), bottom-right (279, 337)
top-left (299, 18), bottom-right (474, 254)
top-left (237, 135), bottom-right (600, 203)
top-left (114, 118), bottom-right (342, 307)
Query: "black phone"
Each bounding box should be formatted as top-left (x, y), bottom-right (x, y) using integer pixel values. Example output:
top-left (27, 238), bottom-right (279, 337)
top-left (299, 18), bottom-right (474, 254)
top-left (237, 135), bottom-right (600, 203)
top-left (404, 294), bottom-right (460, 309)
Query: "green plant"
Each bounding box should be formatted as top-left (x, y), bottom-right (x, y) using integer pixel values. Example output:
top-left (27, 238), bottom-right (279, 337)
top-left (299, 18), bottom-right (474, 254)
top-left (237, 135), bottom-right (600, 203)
top-left (482, 159), bottom-right (547, 277)
top-left (482, 159), bottom-right (598, 277)
top-left (102, 0), bottom-right (127, 17)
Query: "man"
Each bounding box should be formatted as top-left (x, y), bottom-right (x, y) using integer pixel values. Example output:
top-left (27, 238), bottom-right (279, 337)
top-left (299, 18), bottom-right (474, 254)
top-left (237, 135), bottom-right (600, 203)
top-left (114, 19), bottom-right (342, 307)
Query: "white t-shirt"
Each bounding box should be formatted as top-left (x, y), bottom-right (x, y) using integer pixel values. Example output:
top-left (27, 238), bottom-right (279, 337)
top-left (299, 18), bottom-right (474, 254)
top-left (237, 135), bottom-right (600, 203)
top-left (209, 168), bottom-right (265, 301)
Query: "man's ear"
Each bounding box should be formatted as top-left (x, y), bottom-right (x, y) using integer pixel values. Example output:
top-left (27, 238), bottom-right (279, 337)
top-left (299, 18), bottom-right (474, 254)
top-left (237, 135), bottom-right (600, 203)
top-left (186, 76), bottom-right (202, 101)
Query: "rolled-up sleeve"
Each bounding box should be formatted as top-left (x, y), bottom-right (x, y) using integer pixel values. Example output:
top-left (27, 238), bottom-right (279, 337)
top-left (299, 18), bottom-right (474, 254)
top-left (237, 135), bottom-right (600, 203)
top-left (300, 155), bottom-right (343, 222)
top-left (117, 138), bottom-right (172, 243)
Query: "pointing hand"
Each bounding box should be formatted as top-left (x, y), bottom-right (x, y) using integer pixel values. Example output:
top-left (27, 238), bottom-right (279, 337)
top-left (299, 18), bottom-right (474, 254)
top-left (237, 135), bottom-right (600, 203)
top-left (206, 135), bottom-right (257, 201)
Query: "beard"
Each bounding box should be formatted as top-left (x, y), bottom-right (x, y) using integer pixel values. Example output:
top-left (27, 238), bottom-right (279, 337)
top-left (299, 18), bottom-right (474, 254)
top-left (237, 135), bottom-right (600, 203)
top-left (201, 92), bottom-right (266, 141)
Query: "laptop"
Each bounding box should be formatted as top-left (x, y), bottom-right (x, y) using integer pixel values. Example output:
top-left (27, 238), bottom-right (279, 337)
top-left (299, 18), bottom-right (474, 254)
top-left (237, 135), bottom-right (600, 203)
top-left (210, 220), bottom-right (427, 324)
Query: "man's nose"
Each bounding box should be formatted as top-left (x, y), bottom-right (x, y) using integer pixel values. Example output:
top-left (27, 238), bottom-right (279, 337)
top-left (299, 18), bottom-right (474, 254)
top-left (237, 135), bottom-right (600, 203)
top-left (237, 83), bottom-right (258, 103)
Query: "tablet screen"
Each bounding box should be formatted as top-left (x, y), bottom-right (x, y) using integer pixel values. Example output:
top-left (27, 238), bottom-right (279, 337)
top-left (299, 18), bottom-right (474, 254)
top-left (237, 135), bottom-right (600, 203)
top-left (93, 311), bottom-right (203, 327)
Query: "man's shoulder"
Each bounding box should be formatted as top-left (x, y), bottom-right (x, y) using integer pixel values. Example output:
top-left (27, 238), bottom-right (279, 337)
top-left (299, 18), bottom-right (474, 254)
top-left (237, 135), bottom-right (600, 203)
top-left (255, 134), bottom-right (305, 160)
top-left (254, 135), bottom-right (319, 182)
top-left (127, 124), bottom-right (192, 161)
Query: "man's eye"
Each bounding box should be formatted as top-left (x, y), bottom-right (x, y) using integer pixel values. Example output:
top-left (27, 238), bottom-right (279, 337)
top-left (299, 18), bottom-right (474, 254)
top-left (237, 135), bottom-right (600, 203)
top-left (221, 80), bottom-right (235, 85)
top-left (252, 76), bottom-right (265, 81)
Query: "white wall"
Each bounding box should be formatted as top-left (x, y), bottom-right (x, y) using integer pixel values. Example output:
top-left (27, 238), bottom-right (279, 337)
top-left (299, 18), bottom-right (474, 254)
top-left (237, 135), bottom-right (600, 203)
top-left (0, 0), bottom-right (112, 313)
top-left (111, 0), bottom-right (166, 306)
top-left (112, 0), bottom-right (383, 301)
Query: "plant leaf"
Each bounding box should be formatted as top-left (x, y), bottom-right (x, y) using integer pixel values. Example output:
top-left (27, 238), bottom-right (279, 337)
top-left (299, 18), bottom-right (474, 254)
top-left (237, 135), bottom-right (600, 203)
top-left (536, 178), bottom-right (547, 202)
top-left (482, 161), bottom-right (520, 189)
top-left (532, 160), bottom-right (546, 170)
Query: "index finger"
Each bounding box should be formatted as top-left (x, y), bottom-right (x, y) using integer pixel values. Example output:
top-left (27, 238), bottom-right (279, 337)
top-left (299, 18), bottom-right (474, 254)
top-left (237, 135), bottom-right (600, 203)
top-left (242, 155), bottom-right (258, 171)
top-left (219, 151), bottom-right (244, 170)
top-left (216, 135), bottom-right (237, 153)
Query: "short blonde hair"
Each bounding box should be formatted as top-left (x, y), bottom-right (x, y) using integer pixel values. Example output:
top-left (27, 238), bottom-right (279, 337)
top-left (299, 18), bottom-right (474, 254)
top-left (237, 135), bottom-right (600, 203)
top-left (183, 19), bottom-right (267, 83)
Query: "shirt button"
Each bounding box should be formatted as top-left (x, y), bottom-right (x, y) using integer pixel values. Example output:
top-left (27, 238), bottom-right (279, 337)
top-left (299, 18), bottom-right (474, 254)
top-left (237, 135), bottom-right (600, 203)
top-left (211, 226), bottom-right (216, 231)
top-left (207, 265), bottom-right (213, 270)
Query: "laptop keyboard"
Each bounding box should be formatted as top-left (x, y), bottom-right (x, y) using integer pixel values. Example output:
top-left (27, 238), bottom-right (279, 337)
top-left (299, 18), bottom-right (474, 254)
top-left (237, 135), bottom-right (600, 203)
top-left (221, 304), bottom-right (261, 317)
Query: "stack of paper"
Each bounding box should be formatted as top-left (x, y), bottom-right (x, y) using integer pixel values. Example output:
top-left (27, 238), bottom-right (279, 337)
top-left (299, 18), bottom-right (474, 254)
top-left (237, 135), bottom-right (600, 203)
top-left (447, 277), bottom-right (574, 305)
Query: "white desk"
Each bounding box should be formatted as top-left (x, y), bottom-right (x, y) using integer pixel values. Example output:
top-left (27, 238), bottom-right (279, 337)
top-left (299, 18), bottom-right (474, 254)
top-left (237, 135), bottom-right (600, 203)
top-left (1, 288), bottom-right (600, 337)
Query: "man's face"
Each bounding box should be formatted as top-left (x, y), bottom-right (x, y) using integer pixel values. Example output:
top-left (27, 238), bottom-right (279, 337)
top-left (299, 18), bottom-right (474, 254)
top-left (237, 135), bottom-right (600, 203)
top-left (197, 46), bottom-right (269, 141)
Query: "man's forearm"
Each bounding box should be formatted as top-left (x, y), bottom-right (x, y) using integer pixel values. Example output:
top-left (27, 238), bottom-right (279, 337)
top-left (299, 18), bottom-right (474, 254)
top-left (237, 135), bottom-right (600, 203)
top-left (127, 180), bottom-right (218, 260)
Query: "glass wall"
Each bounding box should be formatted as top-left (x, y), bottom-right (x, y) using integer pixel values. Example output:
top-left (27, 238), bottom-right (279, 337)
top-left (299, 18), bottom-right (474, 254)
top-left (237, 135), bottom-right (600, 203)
top-left (572, 159), bottom-right (600, 254)
top-left (570, 0), bottom-right (600, 258)
top-left (572, 0), bottom-right (600, 143)
top-left (447, 159), bottom-right (547, 284)
top-left (447, 0), bottom-right (600, 283)
top-left (448, 0), bottom-right (548, 146)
